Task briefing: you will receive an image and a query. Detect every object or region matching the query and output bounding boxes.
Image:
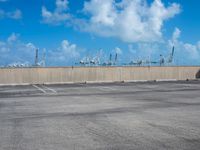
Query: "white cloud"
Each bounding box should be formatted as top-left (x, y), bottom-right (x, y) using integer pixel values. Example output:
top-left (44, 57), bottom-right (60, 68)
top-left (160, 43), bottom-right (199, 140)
top-left (48, 40), bottom-right (80, 65)
top-left (0, 41), bottom-right (9, 53)
top-left (82, 0), bottom-right (180, 43)
top-left (113, 47), bottom-right (122, 55)
top-left (7, 33), bottom-right (19, 43)
top-left (172, 27), bottom-right (181, 42)
top-left (168, 28), bottom-right (200, 63)
top-left (41, 0), bottom-right (180, 43)
top-left (60, 40), bottom-right (80, 58)
top-left (56, 0), bottom-right (68, 12)
top-left (128, 42), bottom-right (162, 61)
top-left (0, 33), bottom-right (81, 66)
top-left (0, 33), bottom-right (36, 65)
top-left (0, 9), bottom-right (22, 20)
top-left (42, 0), bottom-right (70, 25)
top-left (84, 0), bottom-right (117, 26)
top-left (183, 43), bottom-right (199, 59)
top-left (197, 41), bottom-right (200, 50)
top-left (7, 9), bottom-right (22, 19)
top-left (26, 43), bottom-right (36, 50)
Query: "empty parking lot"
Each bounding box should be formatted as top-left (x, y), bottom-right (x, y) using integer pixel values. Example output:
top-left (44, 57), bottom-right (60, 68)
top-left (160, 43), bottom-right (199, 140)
top-left (0, 81), bottom-right (200, 150)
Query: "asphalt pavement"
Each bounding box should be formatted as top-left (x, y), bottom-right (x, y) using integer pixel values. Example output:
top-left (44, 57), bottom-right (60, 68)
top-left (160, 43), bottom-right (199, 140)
top-left (0, 81), bottom-right (200, 150)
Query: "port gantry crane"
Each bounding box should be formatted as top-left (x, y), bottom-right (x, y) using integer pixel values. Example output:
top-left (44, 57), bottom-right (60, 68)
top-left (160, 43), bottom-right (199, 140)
top-left (127, 46), bottom-right (175, 66)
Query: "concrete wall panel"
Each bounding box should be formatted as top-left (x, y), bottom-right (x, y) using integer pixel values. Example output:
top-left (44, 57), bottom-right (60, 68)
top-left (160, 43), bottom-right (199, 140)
top-left (0, 66), bottom-right (199, 85)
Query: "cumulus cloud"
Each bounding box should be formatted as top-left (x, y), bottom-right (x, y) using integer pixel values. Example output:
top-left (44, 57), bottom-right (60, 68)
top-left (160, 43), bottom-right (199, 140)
top-left (47, 40), bottom-right (81, 65)
top-left (172, 27), bottom-right (181, 42)
top-left (26, 43), bottom-right (36, 50)
top-left (0, 33), bottom-right (36, 66)
top-left (125, 27), bottom-right (200, 65)
top-left (0, 9), bottom-right (22, 20)
top-left (0, 41), bottom-right (9, 53)
top-left (60, 40), bottom-right (80, 58)
top-left (197, 41), bottom-right (200, 50)
top-left (113, 47), bottom-right (122, 55)
top-left (41, 0), bottom-right (180, 43)
top-left (168, 28), bottom-right (200, 64)
top-left (82, 0), bottom-right (180, 43)
top-left (42, 0), bottom-right (70, 25)
top-left (183, 43), bottom-right (199, 59)
top-left (84, 0), bottom-right (117, 26)
top-left (7, 9), bottom-right (22, 19)
top-left (127, 42), bottom-right (162, 62)
top-left (0, 33), bottom-right (81, 66)
top-left (7, 33), bottom-right (19, 43)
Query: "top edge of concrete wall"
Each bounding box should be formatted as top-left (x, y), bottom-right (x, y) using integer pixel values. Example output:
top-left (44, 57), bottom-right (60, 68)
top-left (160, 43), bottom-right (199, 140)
top-left (0, 66), bottom-right (200, 69)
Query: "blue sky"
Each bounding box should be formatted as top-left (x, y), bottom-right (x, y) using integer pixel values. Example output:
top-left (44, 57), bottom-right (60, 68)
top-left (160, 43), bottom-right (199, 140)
top-left (0, 0), bottom-right (200, 66)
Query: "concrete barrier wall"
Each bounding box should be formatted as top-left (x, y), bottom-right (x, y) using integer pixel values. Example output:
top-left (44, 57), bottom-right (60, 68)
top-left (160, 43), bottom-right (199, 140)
top-left (0, 66), bottom-right (199, 85)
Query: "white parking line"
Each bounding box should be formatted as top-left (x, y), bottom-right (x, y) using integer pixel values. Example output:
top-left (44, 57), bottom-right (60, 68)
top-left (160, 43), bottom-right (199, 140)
top-left (99, 87), bottom-right (116, 91)
top-left (32, 85), bottom-right (46, 93)
top-left (41, 85), bottom-right (57, 93)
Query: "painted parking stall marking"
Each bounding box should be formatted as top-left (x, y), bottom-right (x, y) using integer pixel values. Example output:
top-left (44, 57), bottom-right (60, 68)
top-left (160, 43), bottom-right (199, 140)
top-left (41, 85), bottom-right (57, 94)
top-left (32, 85), bottom-right (57, 94)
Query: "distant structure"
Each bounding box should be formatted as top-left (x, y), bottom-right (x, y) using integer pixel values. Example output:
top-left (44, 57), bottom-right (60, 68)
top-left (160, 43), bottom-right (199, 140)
top-left (7, 62), bottom-right (30, 68)
top-left (77, 51), bottom-right (104, 66)
top-left (79, 57), bottom-right (90, 66)
top-left (39, 50), bottom-right (46, 67)
top-left (128, 60), bottom-right (143, 66)
top-left (3, 46), bottom-right (175, 68)
top-left (90, 55), bottom-right (100, 66)
top-left (43, 50), bottom-right (46, 67)
top-left (102, 53), bottom-right (119, 66)
top-left (127, 46), bottom-right (175, 67)
top-left (34, 48), bottom-right (46, 67)
top-left (114, 53), bottom-right (118, 65)
top-left (5, 48), bottom-right (46, 68)
top-left (77, 46), bottom-right (175, 67)
top-left (159, 46), bottom-right (175, 66)
top-left (35, 49), bottom-right (39, 66)
top-left (159, 54), bottom-right (165, 66)
top-left (167, 46), bottom-right (175, 64)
